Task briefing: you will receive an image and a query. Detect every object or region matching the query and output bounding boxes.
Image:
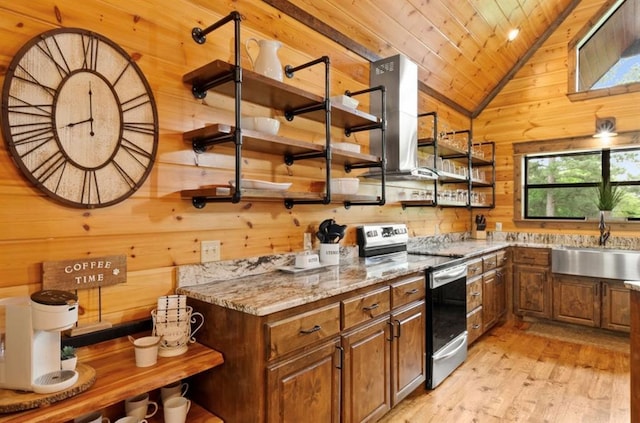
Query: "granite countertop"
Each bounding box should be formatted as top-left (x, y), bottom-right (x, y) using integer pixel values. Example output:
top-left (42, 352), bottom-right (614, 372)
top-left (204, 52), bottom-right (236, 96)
top-left (625, 281), bottom-right (640, 292)
top-left (177, 240), bottom-right (510, 316)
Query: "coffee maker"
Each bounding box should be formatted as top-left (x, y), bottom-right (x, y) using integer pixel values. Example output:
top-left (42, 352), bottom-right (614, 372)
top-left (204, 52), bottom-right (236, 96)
top-left (0, 290), bottom-right (79, 394)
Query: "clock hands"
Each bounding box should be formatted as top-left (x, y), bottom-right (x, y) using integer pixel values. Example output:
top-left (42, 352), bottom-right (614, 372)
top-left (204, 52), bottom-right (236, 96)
top-left (59, 82), bottom-right (95, 136)
top-left (64, 117), bottom-right (93, 128)
top-left (88, 82), bottom-right (95, 137)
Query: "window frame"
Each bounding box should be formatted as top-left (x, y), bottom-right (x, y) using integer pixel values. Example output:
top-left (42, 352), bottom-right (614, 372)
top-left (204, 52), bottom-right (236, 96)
top-left (513, 131), bottom-right (640, 228)
top-left (567, 0), bottom-right (640, 101)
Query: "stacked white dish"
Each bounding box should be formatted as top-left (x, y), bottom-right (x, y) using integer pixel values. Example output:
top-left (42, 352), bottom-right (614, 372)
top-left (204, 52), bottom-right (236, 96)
top-left (151, 295), bottom-right (204, 357)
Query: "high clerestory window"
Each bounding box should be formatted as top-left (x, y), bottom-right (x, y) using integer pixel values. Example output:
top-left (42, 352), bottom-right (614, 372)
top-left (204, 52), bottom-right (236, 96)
top-left (568, 0), bottom-right (640, 99)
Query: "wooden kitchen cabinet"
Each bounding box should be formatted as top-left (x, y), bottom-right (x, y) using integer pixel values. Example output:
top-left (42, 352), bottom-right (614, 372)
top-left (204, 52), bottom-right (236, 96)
top-left (390, 300), bottom-right (426, 406)
top-left (602, 281), bottom-right (631, 332)
top-left (342, 315), bottom-right (392, 423)
top-left (482, 270), bottom-right (499, 329)
top-left (188, 272), bottom-right (426, 423)
top-left (466, 249), bottom-right (509, 345)
top-left (267, 338), bottom-right (341, 422)
top-left (513, 247), bottom-right (552, 319)
top-left (551, 275), bottom-right (630, 332)
top-left (552, 274), bottom-right (600, 327)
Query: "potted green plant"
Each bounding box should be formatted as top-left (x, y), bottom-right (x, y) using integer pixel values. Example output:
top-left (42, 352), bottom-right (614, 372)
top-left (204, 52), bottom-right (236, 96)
top-left (60, 345), bottom-right (77, 371)
top-left (595, 181), bottom-right (624, 214)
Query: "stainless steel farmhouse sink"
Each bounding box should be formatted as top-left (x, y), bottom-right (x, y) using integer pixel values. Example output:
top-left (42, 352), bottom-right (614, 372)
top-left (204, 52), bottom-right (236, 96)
top-left (551, 246), bottom-right (640, 280)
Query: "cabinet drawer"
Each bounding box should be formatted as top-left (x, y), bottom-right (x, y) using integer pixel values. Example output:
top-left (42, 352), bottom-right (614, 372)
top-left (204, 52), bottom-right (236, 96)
top-left (342, 286), bottom-right (390, 330)
top-left (513, 247), bottom-right (550, 266)
top-left (496, 250), bottom-right (508, 267)
top-left (391, 274), bottom-right (425, 309)
top-left (267, 303), bottom-right (340, 360)
top-left (466, 277), bottom-right (483, 312)
top-left (483, 254), bottom-right (498, 271)
top-left (467, 307), bottom-right (483, 345)
top-left (467, 258), bottom-right (483, 278)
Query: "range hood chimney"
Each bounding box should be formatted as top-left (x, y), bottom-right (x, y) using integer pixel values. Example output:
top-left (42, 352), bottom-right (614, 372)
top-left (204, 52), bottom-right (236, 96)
top-left (367, 54), bottom-right (437, 180)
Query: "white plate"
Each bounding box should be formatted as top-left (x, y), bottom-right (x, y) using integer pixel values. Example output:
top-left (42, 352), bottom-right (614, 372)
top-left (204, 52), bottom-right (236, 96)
top-left (229, 179), bottom-right (292, 191)
top-left (330, 95), bottom-right (359, 109)
top-left (278, 263), bottom-right (335, 273)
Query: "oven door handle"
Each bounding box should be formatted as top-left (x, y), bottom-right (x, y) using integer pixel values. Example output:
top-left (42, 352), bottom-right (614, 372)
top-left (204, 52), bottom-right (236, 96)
top-left (431, 265), bottom-right (467, 288)
top-left (432, 334), bottom-right (467, 361)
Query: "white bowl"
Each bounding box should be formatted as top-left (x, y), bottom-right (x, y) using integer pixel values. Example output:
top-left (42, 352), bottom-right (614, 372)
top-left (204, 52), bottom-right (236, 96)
top-left (331, 95), bottom-right (359, 109)
top-left (332, 142), bottom-right (361, 153)
top-left (252, 117), bottom-right (280, 135)
top-left (330, 178), bottom-right (359, 195)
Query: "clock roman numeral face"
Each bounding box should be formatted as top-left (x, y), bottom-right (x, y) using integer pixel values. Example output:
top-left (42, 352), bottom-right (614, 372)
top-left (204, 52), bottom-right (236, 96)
top-left (1, 28), bottom-right (158, 208)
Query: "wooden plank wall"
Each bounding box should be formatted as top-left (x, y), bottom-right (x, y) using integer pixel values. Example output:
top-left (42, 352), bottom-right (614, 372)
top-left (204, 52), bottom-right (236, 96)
top-left (474, 0), bottom-right (640, 236)
top-left (0, 0), bottom-right (469, 326)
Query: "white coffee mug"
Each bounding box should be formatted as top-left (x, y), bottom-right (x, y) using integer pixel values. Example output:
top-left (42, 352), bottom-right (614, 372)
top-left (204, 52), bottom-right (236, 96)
top-left (124, 393), bottom-right (158, 420)
top-left (74, 411), bottom-right (110, 423)
top-left (114, 417), bottom-right (146, 423)
top-left (163, 396), bottom-right (191, 423)
top-left (161, 380), bottom-right (189, 404)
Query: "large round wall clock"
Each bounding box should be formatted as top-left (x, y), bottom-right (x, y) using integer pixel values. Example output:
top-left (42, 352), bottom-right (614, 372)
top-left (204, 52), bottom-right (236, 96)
top-left (1, 28), bottom-right (158, 208)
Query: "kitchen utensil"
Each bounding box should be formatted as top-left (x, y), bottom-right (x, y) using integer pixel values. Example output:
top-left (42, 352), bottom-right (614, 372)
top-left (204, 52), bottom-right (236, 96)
top-left (317, 219), bottom-right (346, 244)
top-left (245, 38), bottom-right (283, 81)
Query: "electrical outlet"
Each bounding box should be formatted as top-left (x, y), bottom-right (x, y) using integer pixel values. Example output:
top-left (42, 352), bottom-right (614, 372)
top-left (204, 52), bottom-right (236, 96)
top-left (201, 240), bottom-right (221, 262)
top-left (495, 222), bottom-right (503, 232)
top-left (303, 233), bottom-right (312, 250)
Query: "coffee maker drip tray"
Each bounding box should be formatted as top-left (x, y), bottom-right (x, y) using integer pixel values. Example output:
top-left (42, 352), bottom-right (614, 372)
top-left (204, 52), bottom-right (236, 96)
top-left (32, 370), bottom-right (78, 394)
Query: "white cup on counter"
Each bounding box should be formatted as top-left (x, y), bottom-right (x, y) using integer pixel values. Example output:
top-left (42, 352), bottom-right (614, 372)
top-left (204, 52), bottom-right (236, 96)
top-left (163, 396), bottom-right (191, 423)
top-left (115, 417), bottom-right (146, 423)
top-left (74, 411), bottom-right (110, 423)
top-left (124, 392), bottom-right (157, 420)
top-left (161, 380), bottom-right (189, 404)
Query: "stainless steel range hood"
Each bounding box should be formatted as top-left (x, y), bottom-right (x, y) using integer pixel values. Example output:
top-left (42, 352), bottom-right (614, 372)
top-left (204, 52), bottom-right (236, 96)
top-left (366, 54), bottom-right (438, 180)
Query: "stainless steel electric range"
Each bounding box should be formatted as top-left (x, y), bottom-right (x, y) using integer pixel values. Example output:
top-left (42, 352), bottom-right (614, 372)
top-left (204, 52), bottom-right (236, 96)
top-left (356, 223), bottom-right (468, 389)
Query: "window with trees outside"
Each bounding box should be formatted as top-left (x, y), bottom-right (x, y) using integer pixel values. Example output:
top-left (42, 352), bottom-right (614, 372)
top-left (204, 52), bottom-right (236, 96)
top-left (524, 147), bottom-right (640, 220)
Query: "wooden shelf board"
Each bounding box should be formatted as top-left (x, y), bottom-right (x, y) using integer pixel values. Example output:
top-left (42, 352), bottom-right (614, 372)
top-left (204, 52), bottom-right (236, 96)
top-left (1, 337), bottom-right (224, 423)
top-left (180, 188), bottom-right (378, 205)
top-left (183, 124), bottom-right (379, 167)
top-left (183, 60), bottom-right (379, 128)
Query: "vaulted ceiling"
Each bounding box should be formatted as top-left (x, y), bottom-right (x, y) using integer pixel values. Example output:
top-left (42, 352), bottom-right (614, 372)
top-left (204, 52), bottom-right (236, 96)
top-left (264, 0), bottom-right (581, 117)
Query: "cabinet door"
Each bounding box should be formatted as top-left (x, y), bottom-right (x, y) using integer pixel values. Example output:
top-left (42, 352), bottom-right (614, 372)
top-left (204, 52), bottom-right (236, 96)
top-left (390, 301), bottom-right (426, 406)
top-left (602, 282), bottom-right (631, 332)
top-left (552, 274), bottom-right (600, 327)
top-left (495, 266), bottom-right (507, 320)
top-left (467, 307), bottom-right (483, 345)
top-left (482, 270), bottom-right (498, 329)
top-left (267, 338), bottom-right (341, 423)
top-left (513, 264), bottom-right (551, 318)
top-left (466, 276), bottom-right (483, 313)
top-left (341, 316), bottom-right (391, 423)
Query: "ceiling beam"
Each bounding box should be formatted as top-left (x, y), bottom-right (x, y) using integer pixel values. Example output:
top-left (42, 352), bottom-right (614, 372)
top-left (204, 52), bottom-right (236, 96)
top-left (471, 0), bottom-right (583, 118)
top-left (262, 0), bottom-right (472, 117)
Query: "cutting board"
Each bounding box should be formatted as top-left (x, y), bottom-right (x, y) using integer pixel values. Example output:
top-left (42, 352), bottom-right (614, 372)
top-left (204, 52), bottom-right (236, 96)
top-left (0, 363), bottom-right (96, 413)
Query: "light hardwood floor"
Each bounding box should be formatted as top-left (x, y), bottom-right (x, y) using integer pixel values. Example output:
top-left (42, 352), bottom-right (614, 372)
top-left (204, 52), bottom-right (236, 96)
top-left (380, 320), bottom-right (630, 423)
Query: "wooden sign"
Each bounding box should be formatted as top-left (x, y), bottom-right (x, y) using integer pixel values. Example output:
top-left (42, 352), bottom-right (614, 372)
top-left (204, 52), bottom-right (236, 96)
top-left (42, 255), bottom-right (127, 290)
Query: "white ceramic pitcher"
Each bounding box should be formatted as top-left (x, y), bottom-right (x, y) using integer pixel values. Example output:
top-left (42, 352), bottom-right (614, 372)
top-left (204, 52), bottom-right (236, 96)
top-left (246, 38), bottom-right (283, 81)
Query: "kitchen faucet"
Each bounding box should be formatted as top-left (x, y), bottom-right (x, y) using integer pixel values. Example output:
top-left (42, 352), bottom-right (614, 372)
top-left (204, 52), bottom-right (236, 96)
top-left (598, 214), bottom-right (610, 246)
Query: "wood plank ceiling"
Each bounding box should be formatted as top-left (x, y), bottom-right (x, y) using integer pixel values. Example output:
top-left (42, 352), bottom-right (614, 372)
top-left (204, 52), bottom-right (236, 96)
top-left (265, 0), bottom-right (581, 117)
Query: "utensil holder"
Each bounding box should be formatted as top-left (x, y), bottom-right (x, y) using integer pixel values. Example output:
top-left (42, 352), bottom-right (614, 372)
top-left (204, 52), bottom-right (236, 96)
top-left (319, 244), bottom-right (340, 265)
